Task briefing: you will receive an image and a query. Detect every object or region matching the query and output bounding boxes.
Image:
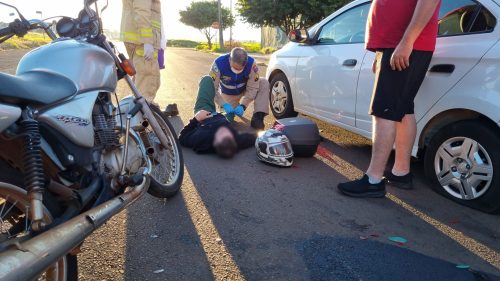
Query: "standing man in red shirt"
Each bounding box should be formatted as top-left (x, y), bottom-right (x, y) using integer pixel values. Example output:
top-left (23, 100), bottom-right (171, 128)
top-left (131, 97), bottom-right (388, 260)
top-left (338, 0), bottom-right (441, 197)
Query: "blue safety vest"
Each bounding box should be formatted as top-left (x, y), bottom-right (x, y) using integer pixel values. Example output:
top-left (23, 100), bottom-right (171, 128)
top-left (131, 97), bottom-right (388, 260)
top-left (215, 54), bottom-right (255, 95)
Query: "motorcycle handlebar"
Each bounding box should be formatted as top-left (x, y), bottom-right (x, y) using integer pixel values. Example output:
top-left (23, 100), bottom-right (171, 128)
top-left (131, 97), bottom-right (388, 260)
top-left (0, 26), bottom-right (12, 37)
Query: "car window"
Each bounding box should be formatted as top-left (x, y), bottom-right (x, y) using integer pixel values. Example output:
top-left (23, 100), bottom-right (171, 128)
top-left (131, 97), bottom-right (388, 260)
top-left (438, 0), bottom-right (496, 36)
top-left (317, 3), bottom-right (370, 45)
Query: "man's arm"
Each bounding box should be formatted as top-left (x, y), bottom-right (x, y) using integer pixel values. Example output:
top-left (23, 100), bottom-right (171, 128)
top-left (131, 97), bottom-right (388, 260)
top-left (391, 0), bottom-right (440, 71)
top-left (240, 62), bottom-right (260, 107)
top-left (209, 62), bottom-right (225, 107)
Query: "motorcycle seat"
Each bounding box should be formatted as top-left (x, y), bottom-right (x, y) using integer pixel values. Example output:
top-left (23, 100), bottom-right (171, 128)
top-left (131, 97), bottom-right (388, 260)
top-left (0, 71), bottom-right (77, 105)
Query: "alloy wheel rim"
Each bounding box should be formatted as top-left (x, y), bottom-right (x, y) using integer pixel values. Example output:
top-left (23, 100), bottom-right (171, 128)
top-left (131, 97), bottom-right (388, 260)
top-left (434, 136), bottom-right (493, 200)
top-left (271, 81), bottom-right (288, 114)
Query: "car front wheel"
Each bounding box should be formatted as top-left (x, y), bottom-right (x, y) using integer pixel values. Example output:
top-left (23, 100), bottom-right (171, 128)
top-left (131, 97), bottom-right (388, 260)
top-left (269, 72), bottom-right (298, 119)
top-left (424, 120), bottom-right (500, 214)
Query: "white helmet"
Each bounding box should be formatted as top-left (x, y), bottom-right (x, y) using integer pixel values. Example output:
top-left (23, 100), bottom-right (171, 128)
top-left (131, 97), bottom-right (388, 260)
top-left (255, 129), bottom-right (294, 167)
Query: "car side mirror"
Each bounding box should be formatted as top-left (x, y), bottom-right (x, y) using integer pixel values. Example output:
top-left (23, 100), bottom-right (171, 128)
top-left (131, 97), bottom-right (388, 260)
top-left (288, 29), bottom-right (311, 44)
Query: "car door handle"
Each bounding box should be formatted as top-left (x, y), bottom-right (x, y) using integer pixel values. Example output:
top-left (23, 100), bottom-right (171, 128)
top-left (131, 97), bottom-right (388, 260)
top-left (342, 59), bottom-right (357, 66)
top-left (429, 64), bottom-right (455, 73)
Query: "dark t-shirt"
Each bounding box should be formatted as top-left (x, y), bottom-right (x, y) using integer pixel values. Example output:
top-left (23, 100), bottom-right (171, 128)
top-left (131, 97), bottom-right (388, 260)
top-left (366, 0), bottom-right (440, 52)
top-left (179, 113), bottom-right (256, 154)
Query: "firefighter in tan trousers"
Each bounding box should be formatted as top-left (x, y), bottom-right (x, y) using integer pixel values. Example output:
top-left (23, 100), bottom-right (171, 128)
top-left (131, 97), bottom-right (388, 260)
top-left (120, 0), bottom-right (178, 116)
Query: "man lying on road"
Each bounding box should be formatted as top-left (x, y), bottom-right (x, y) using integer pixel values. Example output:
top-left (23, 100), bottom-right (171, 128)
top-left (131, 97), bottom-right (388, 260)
top-left (179, 76), bottom-right (256, 158)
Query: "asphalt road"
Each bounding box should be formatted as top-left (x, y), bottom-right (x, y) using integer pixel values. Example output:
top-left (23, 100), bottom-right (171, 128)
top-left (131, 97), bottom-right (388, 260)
top-left (1, 48), bottom-right (499, 281)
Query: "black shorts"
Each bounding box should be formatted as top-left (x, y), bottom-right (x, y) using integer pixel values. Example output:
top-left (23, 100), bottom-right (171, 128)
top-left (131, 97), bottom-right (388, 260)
top-left (369, 48), bottom-right (433, 122)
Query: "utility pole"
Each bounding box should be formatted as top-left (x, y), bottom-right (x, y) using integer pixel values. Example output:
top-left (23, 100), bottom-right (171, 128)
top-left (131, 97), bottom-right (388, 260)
top-left (217, 0), bottom-right (224, 49)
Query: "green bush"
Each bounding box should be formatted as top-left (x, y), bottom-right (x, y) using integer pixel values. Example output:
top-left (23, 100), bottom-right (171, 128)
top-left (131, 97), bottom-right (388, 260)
top-left (0, 32), bottom-right (51, 50)
top-left (194, 41), bottom-right (264, 54)
top-left (167, 39), bottom-right (200, 48)
top-left (241, 42), bottom-right (261, 53)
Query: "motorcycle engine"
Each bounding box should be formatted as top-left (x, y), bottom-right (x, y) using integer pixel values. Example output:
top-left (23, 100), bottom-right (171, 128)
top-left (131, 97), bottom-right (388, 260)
top-left (93, 93), bottom-right (144, 184)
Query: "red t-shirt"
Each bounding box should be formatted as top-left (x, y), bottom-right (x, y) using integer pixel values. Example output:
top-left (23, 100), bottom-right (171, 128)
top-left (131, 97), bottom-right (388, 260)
top-left (366, 0), bottom-right (441, 52)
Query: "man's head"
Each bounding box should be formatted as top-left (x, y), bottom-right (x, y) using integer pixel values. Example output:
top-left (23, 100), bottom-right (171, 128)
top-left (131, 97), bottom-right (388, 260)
top-left (213, 126), bottom-right (238, 159)
top-left (229, 47), bottom-right (248, 74)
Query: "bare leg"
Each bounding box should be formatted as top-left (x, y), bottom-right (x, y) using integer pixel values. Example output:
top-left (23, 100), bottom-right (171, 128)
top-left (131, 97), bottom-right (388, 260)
top-left (393, 114), bottom-right (416, 174)
top-left (366, 117), bottom-right (397, 180)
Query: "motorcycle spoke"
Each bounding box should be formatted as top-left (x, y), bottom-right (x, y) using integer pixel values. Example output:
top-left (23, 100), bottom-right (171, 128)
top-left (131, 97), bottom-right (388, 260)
top-left (0, 198), bottom-right (18, 238)
top-left (0, 195), bottom-right (9, 219)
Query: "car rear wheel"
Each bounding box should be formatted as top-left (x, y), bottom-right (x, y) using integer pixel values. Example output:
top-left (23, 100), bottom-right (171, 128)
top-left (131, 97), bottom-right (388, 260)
top-left (424, 120), bottom-right (500, 214)
top-left (269, 72), bottom-right (298, 119)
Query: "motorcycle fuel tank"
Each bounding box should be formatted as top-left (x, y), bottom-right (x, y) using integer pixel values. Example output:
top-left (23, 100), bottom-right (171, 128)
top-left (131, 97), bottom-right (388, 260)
top-left (16, 39), bottom-right (117, 93)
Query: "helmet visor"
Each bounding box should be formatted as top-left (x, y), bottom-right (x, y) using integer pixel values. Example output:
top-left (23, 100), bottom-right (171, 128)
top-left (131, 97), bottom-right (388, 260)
top-left (268, 142), bottom-right (293, 156)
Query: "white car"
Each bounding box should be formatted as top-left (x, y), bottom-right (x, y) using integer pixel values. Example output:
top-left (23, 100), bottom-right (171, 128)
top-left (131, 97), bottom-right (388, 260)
top-left (266, 0), bottom-right (500, 213)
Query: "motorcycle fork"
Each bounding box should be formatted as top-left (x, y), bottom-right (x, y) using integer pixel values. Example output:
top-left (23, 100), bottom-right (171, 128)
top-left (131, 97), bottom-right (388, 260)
top-left (101, 40), bottom-right (170, 152)
top-left (123, 75), bottom-right (170, 151)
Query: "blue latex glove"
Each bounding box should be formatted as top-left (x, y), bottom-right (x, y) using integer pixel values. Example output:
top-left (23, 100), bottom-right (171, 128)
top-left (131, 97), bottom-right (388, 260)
top-left (223, 103), bottom-right (234, 114)
top-left (234, 105), bottom-right (245, 117)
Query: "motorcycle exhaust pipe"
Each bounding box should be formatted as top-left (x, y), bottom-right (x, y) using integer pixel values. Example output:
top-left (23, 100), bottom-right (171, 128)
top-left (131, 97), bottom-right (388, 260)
top-left (0, 171), bottom-right (150, 281)
top-left (146, 147), bottom-right (155, 155)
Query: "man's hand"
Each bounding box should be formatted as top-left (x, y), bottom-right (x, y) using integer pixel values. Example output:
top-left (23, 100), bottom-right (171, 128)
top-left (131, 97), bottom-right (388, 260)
top-left (143, 43), bottom-right (154, 61)
top-left (195, 110), bottom-right (213, 122)
top-left (223, 103), bottom-right (234, 114)
top-left (234, 104), bottom-right (245, 117)
top-left (390, 41), bottom-right (412, 71)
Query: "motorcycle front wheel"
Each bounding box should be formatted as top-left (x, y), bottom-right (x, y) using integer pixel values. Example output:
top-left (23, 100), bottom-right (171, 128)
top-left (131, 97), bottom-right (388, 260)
top-left (0, 182), bottom-right (77, 281)
top-left (143, 104), bottom-right (184, 198)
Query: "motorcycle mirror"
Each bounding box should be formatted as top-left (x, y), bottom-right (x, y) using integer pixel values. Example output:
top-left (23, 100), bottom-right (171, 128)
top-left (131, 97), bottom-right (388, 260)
top-left (0, 1), bottom-right (29, 25)
top-left (100, 0), bottom-right (109, 14)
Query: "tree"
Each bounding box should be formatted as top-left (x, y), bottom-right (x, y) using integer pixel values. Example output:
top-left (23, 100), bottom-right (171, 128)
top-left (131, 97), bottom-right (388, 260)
top-left (179, 1), bottom-right (235, 49)
top-left (237, 0), bottom-right (351, 35)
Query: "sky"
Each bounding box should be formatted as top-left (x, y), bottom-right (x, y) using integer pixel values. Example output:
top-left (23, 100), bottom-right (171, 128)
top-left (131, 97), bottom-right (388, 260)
top-left (0, 0), bottom-right (261, 42)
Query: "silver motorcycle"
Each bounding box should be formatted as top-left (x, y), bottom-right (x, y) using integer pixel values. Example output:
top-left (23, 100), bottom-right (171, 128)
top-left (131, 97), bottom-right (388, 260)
top-left (0, 1), bottom-right (184, 280)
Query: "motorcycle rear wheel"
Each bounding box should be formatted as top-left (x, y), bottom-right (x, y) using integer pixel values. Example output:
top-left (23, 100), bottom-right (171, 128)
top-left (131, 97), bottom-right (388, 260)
top-left (0, 182), bottom-right (77, 281)
top-left (143, 104), bottom-right (184, 198)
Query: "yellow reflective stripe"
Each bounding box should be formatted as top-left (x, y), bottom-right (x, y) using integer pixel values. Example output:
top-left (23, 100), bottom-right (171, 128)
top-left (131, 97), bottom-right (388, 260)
top-left (121, 36), bottom-right (140, 41)
top-left (140, 27), bottom-right (153, 37)
top-left (151, 20), bottom-right (161, 28)
top-left (120, 32), bottom-right (139, 41)
top-left (135, 49), bottom-right (158, 59)
top-left (121, 31), bottom-right (139, 36)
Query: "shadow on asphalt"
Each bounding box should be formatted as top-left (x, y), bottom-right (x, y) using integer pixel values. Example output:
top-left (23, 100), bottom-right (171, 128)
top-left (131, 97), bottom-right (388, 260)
top-left (297, 235), bottom-right (500, 281)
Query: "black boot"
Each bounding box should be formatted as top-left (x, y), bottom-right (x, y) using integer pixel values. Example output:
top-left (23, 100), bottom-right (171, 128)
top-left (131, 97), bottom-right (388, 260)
top-left (251, 112), bottom-right (266, 130)
top-left (164, 103), bottom-right (179, 116)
